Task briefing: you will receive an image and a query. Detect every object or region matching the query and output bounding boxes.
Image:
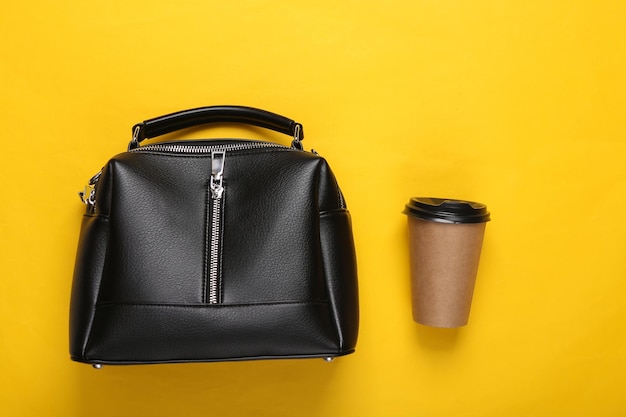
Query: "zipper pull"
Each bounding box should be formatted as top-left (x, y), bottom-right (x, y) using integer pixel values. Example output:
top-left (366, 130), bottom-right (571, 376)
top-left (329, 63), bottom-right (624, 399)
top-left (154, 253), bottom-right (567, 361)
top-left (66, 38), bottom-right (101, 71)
top-left (210, 151), bottom-right (225, 199)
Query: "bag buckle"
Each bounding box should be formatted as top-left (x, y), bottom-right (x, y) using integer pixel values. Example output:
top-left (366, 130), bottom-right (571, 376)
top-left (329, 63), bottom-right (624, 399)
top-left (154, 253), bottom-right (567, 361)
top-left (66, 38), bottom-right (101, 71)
top-left (77, 170), bottom-right (102, 206)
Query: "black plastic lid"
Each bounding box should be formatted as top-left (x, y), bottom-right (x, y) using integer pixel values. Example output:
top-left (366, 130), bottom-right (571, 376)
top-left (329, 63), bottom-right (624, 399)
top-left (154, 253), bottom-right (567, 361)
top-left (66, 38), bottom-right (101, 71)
top-left (403, 197), bottom-right (490, 224)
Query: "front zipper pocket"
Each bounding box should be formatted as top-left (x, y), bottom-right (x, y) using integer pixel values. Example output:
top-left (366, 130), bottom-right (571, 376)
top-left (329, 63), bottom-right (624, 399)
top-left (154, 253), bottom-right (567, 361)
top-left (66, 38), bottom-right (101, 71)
top-left (130, 140), bottom-right (293, 305)
top-left (206, 151), bottom-right (225, 304)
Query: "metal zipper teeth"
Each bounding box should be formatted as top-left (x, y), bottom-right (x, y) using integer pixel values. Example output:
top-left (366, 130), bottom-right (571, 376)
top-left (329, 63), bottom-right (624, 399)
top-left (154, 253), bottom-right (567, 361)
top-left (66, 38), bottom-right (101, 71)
top-left (207, 151), bottom-right (225, 304)
top-left (207, 196), bottom-right (222, 304)
top-left (130, 141), bottom-right (288, 154)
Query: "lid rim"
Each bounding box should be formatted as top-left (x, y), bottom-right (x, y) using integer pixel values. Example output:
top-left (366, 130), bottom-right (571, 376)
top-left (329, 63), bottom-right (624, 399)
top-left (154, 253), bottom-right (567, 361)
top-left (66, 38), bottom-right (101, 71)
top-left (403, 197), bottom-right (490, 224)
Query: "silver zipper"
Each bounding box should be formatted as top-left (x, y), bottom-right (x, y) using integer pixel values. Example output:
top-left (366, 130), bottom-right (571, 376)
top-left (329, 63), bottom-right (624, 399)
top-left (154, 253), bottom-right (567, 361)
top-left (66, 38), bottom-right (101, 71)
top-left (131, 141), bottom-right (287, 154)
top-left (207, 151), bottom-right (225, 304)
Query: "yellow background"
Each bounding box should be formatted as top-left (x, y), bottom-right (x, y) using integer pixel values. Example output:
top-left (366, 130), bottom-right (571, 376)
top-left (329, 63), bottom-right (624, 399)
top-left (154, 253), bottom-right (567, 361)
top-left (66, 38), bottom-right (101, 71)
top-left (2, 1), bottom-right (625, 416)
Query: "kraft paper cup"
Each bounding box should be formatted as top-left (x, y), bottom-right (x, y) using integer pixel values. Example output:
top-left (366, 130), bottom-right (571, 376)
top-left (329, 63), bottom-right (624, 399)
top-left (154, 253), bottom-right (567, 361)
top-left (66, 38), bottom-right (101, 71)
top-left (403, 198), bottom-right (490, 328)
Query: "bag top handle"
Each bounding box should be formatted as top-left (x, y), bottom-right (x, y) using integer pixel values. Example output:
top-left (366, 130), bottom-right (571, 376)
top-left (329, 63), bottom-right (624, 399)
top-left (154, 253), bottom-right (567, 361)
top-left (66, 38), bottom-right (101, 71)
top-left (129, 105), bottom-right (304, 150)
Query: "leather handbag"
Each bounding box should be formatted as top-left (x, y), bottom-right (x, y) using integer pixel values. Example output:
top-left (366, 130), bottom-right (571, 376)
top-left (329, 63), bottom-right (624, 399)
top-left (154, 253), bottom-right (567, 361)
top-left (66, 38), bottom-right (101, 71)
top-left (70, 106), bottom-right (359, 367)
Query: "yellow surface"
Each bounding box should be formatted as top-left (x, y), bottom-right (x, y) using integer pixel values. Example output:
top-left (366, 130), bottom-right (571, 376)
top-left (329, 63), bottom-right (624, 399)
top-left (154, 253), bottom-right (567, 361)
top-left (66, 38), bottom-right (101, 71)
top-left (1, 1), bottom-right (625, 415)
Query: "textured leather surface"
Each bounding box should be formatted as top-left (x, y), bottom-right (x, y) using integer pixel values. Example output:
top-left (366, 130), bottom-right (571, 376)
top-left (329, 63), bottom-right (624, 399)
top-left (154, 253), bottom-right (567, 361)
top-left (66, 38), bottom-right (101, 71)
top-left (85, 302), bottom-right (338, 363)
top-left (70, 137), bottom-right (358, 365)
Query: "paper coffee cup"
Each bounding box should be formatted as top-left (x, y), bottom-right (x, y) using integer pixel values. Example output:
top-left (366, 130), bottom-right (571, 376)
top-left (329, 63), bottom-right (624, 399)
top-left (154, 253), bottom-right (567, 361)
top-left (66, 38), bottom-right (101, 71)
top-left (403, 198), bottom-right (490, 328)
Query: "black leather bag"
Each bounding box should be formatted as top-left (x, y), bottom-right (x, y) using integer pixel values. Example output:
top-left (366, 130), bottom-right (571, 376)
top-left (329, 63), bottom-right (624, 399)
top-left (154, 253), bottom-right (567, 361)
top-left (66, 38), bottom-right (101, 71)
top-left (70, 106), bottom-right (359, 366)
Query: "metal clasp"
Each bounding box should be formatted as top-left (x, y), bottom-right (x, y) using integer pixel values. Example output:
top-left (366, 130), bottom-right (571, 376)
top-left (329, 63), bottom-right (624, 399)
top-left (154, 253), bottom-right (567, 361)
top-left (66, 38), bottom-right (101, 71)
top-left (209, 151), bottom-right (226, 199)
top-left (128, 125), bottom-right (142, 151)
top-left (291, 123), bottom-right (304, 150)
top-left (78, 170), bottom-right (102, 206)
top-left (78, 184), bottom-right (96, 206)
